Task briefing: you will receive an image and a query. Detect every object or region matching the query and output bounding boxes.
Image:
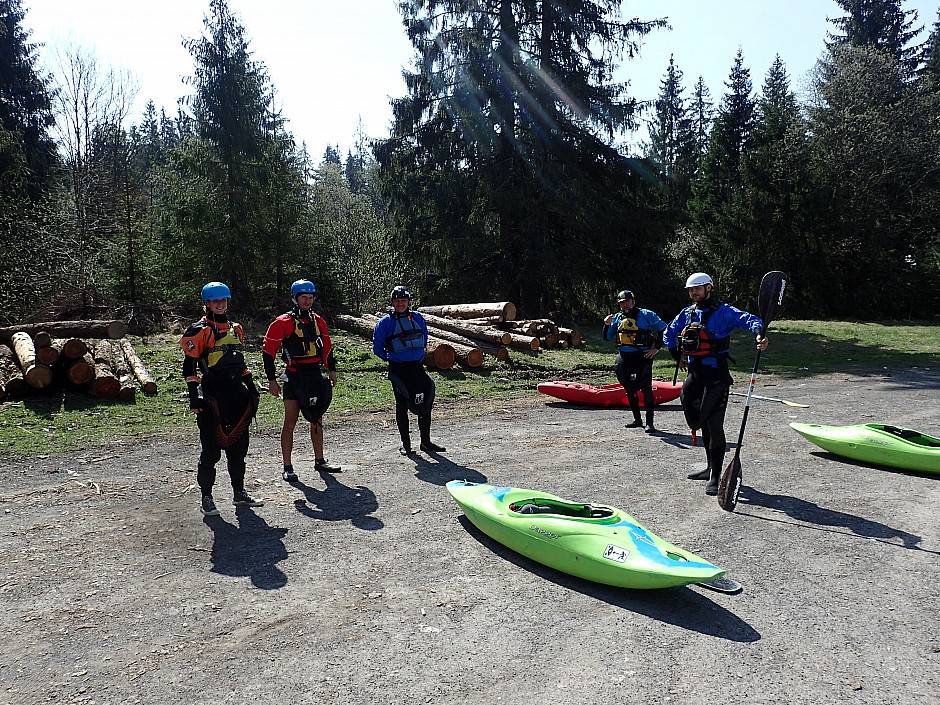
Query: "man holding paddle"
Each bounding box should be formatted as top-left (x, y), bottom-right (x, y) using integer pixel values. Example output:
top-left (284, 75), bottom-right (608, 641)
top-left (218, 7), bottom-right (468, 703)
top-left (664, 273), bottom-right (769, 496)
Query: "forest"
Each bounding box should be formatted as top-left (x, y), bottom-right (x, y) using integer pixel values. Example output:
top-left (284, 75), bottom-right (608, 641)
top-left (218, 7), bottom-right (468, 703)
top-left (1, 0), bottom-right (939, 326)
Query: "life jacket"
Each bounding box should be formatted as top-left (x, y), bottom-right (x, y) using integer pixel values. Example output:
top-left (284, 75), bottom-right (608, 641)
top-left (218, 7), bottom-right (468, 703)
top-left (679, 303), bottom-right (730, 357)
top-left (385, 313), bottom-right (424, 353)
top-left (617, 311), bottom-right (654, 348)
top-left (282, 311), bottom-right (326, 364)
top-left (199, 320), bottom-right (246, 376)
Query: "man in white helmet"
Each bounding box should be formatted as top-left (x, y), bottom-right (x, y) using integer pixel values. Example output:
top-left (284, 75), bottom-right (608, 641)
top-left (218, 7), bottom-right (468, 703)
top-left (663, 273), bottom-right (768, 496)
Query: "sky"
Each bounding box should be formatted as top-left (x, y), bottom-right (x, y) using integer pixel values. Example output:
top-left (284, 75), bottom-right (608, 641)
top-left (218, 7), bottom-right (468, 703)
top-left (21, 0), bottom-right (940, 158)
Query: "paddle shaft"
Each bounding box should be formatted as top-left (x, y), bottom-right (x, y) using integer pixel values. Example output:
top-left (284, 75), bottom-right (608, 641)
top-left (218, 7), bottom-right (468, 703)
top-left (729, 391), bottom-right (809, 407)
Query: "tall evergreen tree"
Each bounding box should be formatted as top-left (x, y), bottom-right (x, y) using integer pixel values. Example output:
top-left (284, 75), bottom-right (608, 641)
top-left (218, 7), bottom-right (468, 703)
top-left (686, 49), bottom-right (757, 302)
top-left (0, 0), bottom-right (60, 324)
top-left (163, 0), bottom-right (296, 304)
top-left (826, 0), bottom-right (924, 77)
top-left (376, 0), bottom-right (667, 315)
top-left (647, 55), bottom-right (697, 217)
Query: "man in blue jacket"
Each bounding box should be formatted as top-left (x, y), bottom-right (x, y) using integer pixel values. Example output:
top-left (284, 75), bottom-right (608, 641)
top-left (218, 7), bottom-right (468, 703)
top-left (372, 286), bottom-right (446, 456)
top-left (602, 289), bottom-right (667, 432)
top-left (663, 273), bottom-right (768, 496)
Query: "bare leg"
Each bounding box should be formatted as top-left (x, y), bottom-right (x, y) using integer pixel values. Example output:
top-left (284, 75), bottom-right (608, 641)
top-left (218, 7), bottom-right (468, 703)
top-left (280, 399), bottom-right (300, 466)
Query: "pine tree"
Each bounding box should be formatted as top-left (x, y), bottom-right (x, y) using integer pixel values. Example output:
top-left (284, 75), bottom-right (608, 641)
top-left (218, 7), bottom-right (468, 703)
top-left (376, 0), bottom-right (667, 315)
top-left (826, 0), bottom-right (924, 77)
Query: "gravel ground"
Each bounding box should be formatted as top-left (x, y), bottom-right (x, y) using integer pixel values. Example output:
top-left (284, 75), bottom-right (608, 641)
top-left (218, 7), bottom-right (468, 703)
top-left (1, 368), bottom-right (938, 705)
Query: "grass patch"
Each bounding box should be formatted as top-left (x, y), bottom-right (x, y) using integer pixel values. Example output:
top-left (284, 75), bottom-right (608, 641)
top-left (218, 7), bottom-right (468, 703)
top-left (1, 319), bottom-right (937, 456)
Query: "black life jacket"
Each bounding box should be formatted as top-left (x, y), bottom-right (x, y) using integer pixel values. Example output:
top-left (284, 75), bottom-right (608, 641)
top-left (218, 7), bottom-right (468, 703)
top-left (199, 319), bottom-right (246, 377)
top-left (617, 310), bottom-right (654, 348)
top-left (679, 303), bottom-right (730, 357)
top-left (385, 312), bottom-right (424, 353)
top-left (282, 310), bottom-right (326, 364)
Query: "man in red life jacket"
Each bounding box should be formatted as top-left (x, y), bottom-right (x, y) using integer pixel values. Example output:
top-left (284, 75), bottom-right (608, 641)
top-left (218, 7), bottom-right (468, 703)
top-left (262, 279), bottom-right (341, 482)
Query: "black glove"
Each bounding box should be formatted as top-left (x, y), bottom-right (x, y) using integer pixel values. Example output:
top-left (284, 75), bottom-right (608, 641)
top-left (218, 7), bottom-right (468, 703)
top-left (187, 381), bottom-right (204, 411)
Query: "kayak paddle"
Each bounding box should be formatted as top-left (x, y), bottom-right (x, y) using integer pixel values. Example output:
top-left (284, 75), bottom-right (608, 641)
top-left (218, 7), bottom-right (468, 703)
top-left (717, 271), bottom-right (788, 512)
top-left (729, 391), bottom-right (809, 408)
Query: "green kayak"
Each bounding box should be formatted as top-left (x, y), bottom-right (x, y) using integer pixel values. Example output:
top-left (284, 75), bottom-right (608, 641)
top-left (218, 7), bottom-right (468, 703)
top-left (445, 480), bottom-right (724, 590)
top-left (789, 422), bottom-right (940, 475)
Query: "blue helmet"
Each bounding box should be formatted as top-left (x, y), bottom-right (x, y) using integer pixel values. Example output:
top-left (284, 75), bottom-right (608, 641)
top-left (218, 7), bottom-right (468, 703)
top-left (291, 279), bottom-right (317, 298)
top-left (201, 281), bottom-right (231, 303)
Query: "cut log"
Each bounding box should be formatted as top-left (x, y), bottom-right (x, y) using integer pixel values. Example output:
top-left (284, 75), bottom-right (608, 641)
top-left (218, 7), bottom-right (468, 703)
top-left (11, 331), bottom-right (53, 388)
top-left (460, 316), bottom-right (505, 326)
top-left (423, 339), bottom-right (456, 370)
top-left (0, 319), bottom-right (127, 341)
top-left (32, 331), bottom-right (53, 348)
top-left (419, 313), bottom-right (512, 345)
top-left (428, 334), bottom-right (482, 368)
top-left (107, 341), bottom-right (137, 402)
top-left (57, 337), bottom-right (89, 360)
top-left (119, 339), bottom-right (157, 394)
top-left (35, 342), bottom-right (60, 365)
top-left (66, 353), bottom-right (96, 386)
top-left (89, 341), bottom-right (120, 400)
top-left (0, 343), bottom-right (29, 398)
top-left (424, 326), bottom-right (504, 366)
top-left (504, 330), bottom-right (540, 352)
top-left (557, 326), bottom-right (585, 347)
top-left (333, 313), bottom-right (381, 340)
top-left (417, 302), bottom-right (516, 321)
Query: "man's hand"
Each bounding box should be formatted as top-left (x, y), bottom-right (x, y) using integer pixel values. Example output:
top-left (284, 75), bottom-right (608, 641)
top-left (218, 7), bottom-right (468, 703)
top-left (268, 379), bottom-right (281, 398)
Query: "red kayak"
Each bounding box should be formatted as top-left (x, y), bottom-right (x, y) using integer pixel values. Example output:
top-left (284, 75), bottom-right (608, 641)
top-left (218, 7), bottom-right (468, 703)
top-left (537, 380), bottom-right (682, 408)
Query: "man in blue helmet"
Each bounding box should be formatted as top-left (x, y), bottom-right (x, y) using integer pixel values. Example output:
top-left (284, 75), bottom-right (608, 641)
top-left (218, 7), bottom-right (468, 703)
top-left (180, 282), bottom-right (263, 516)
top-left (262, 279), bottom-right (341, 481)
top-left (602, 288), bottom-right (667, 432)
top-left (372, 285), bottom-right (446, 456)
top-left (663, 273), bottom-right (768, 496)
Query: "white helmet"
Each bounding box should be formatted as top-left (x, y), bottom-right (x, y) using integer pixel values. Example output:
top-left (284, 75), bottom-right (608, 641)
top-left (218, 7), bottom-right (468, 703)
top-left (685, 272), bottom-right (713, 288)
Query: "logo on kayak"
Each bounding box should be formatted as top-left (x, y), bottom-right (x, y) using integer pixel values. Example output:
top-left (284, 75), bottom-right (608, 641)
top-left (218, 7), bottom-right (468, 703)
top-left (530, 525), bottom-right (559, 539)
top-left (603, 544), bottom-right (629, 563)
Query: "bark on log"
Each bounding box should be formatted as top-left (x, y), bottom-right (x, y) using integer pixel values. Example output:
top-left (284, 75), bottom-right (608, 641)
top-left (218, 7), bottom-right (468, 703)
top-left (425, 326), bottom-right (502, 366)
top-left (0, 319), bottom-right (127, 341)
top-left (58, 338), bottom-right (89, 360)
top-left (107, 341), bottom-right (137, 402)
top-left (89, 341), bottom-right (120, 400)
top-left (66, 353), bottom-right (96, 386)
top-left (11, 331), bottom-right (53, 388)
top-left (119, 339), bottom-right (157, 394)
top-left (460, 316), bottom-right (505, 326)
top-left (419, 313), bottom-right (512, 345)
top-left (333, 313), bottom-right (380, 340)
top-left (0, 343), bottom-right (28, 398)
top-left (417, 302), bottom-right (517, 321)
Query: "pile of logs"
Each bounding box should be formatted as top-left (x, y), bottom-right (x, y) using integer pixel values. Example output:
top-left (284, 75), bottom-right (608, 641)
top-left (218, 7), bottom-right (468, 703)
top-left (0, 320), bottom-right (158, 403)
top-left (332, 302), bottom-right (584, 372)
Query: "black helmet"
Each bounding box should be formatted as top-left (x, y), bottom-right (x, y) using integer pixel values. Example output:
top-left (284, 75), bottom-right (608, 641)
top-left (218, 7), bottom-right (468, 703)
top-left (617, 289), bottom-right (634, 302)
top-left (391, 285), bottom-right (411, 301)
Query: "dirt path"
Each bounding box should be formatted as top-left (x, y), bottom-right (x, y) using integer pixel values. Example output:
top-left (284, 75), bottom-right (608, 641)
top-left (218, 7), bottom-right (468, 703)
top-left (1, 368), bottom-right (938, 705)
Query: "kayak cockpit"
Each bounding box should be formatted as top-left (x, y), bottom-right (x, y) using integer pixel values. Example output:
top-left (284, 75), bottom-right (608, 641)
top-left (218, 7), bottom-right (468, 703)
top-left (508, 499), bottom-right (616, 520)
top-left (870, 424), bottom-right (940, 448)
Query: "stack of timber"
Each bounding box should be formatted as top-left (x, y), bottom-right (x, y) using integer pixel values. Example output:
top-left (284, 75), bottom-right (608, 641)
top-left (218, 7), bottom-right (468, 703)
top-left (0, 319), bottom-right (156, 402)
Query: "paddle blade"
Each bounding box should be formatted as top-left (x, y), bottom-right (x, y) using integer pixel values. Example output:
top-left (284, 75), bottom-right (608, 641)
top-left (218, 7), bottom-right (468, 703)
top-left (758, 271), bottom-right (788, 330)
top-left (717, 453), bottom-right (743, 512)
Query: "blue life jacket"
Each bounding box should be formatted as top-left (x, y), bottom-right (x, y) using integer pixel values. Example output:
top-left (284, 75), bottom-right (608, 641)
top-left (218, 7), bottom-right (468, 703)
top-left (386, 313), bottom-right (424, 353)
